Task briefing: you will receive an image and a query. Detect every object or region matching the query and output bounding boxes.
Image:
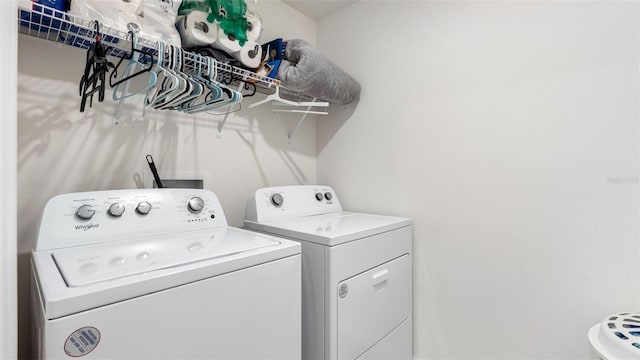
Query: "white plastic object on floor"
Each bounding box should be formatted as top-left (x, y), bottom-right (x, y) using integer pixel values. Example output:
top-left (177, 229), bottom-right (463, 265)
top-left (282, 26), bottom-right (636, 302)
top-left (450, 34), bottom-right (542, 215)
top-left (589, 312), bottom-right (640, 359)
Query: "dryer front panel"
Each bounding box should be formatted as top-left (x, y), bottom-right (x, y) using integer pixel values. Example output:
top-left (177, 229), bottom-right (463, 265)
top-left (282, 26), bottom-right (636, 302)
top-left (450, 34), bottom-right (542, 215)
top-left (337, 254), bottom-right (410, 359)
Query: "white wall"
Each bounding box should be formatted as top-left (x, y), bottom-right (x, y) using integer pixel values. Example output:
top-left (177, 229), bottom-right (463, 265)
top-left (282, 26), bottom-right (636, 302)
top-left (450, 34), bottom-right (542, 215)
top-left (1, 2), bottom-right (18, 360)
top-left (318, 1), bottom-right (639, 358)
top-left (17, 2), bottom-right (316, 357)
top-left (256, 0), bottom-right (318, 46)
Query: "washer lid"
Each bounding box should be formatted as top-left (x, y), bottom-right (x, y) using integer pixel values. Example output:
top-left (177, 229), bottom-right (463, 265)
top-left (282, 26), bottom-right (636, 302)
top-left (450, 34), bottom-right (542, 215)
top-left (244, 212), bottom-right (412, 246)
top-left (52, 227), bottom-right (281, 287)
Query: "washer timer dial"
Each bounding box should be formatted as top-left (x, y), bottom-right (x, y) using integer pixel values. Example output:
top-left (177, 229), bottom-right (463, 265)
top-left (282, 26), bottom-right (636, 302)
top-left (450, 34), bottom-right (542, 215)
top-left (76, 205), bottom-right (95, 220)
top-left (188, 197), bottom-right (205, 214)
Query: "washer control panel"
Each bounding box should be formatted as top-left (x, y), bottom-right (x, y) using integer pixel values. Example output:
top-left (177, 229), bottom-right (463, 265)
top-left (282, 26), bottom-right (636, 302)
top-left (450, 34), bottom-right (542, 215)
top-left (36, 189), bottom-right (227, 251)
top-left (245, 185), bottom-right (343, 223)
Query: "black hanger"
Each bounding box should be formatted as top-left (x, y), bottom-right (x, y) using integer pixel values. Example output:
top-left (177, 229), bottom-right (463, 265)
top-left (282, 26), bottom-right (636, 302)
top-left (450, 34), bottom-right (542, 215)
top-left (240, 81), bottom-right (257, 97)
top-left (79, 21), bottom-right (114, 112)
top-left (109, 31), bottom-right (155, 88)
top-left (220, 69), bottom-right (256, 97)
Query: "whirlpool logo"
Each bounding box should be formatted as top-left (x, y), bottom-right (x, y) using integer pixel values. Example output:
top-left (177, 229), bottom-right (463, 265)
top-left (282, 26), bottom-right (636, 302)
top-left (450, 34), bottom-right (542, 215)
top-left (75, 223), bottom-right (99, 231)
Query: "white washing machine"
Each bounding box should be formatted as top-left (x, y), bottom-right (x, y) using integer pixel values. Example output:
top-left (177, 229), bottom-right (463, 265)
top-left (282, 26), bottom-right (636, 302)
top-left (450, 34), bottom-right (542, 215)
top-left (32, 188), bottom-right (301, 359)
top-left (244, 185), bottom-right (413, 360)
top-left (588, 312), bottom-right (640, 359)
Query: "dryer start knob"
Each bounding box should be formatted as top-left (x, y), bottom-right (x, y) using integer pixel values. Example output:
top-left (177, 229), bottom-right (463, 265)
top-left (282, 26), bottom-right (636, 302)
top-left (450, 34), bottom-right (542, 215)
top-left (76, 205), bottom-right (95, 220)
top-left (188, 197), bottom-right (205, 213)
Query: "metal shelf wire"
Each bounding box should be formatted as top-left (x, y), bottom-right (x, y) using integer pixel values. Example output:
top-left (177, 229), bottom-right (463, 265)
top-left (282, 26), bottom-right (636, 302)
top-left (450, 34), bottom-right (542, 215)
top-left (18, 1), bottom-right (326, 141)
top-left (17, 1), bottom-right (282, 93)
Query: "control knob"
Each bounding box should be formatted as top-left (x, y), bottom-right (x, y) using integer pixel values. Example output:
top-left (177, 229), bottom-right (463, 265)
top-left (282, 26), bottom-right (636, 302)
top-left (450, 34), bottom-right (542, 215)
top-left (76, 205), bottom-right (95, 220)
top-left (271, 193), bottom-right (284, 207)
top-left (188, 197), bottom-right (205, 214)
top-left (108, 203), bottom-right (125, 217)
top-left (136, 201), bottom-right (152, 215)
top-left (315, 192), bottom-right (323, 201)
top-left (324, 192), bottom-right (333, 201)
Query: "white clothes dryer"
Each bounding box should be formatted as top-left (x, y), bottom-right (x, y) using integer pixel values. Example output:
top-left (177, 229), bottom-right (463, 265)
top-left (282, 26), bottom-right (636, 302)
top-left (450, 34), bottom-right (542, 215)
top-left (32, 188), bottom-right (301, 359)
top-left (244, 185), bottom-right (412, 360)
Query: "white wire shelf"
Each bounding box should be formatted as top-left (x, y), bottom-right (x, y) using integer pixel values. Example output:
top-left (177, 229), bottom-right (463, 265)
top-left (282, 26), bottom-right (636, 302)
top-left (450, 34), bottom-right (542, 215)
top-left (17, 1), bottom-right (285, 94)
top-left (17, 0), bottom-right (327, 141)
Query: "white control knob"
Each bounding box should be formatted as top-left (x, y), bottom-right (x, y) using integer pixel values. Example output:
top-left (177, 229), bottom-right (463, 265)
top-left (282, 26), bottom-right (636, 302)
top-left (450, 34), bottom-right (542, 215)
top-left (271, 193), bottom-right (284, 207)
top-left (76, 205), bottom-right (95, 220)
top-left (108, 203), bottom-right (125, 217)
top-left (136, 201), bottom-right (152, 215)
top-left (188, 197), bottom-right (205, 214)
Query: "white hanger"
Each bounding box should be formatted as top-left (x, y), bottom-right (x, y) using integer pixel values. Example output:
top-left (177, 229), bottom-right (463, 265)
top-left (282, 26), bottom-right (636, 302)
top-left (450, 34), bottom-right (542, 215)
top-left (272, 109), bottom-right (328, 115)
top-left (144, 42), bottom-right (180, 110)
top-left (181, 56), bottom-right (224, 113)
top-left (188, 58), bottom-right (243, 114)
top-left (248, 84), bottom-right (329, 109)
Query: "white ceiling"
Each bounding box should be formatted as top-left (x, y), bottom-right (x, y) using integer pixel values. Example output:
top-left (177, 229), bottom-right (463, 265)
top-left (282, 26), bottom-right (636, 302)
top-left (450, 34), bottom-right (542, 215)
top-left (281, 0), bottom-right (358, 20)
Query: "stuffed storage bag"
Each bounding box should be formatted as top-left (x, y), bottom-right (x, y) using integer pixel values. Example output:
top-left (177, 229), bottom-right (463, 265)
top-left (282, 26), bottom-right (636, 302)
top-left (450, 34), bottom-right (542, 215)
top-left (70, 0), bottom-right (181, 47)
top-left (70, 0), bottom-right (143, 33)
top-left (141, 0), bottom-right (182, 47)
top-left (277, 39), bottom-right (361, 105)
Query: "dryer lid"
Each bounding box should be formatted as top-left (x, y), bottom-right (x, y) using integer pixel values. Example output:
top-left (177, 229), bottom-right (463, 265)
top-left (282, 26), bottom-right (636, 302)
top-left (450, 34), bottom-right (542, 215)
top-left (52, 227), bottom-right (281, 287)
top-left (244, 212), bottom-right (412, 246)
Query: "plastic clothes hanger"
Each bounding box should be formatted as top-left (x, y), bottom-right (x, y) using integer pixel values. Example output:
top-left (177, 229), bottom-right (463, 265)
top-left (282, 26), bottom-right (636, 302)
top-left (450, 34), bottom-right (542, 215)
top-left (167, 50), bottom-right (206, 111)
top-left (204, 65), bottom-right (243, 112)
top-left (181, 57), bottom-right (226, 113)
top-left (220, 68), bottom-right (257, 97)
top-left (79, 21), bottom-right (114, 112)
top-left (272, 109), bottom-right (328, 115)
top-left (149, 45), bottom-right (185, 109)
top-left (186, 86), bottom-right (241, 114)
top-left (155, 46), bottom-right (194, 110)
top-left (247, 84), bottom-right (328, 109)
top-left (178, 54), bottom-right (221, 112)
top-left (144, 42), bottom-right (180, 109)
top-left (110, 31), bottom-right (157, 100)
top-left (159, 48), bottom-right (204, 110)
top-left (186, 61), bottom-right (242, 114)
top-left (182, 57), bottom-right (231, 113)
top-left (198, 56), bottom-right (224, 101)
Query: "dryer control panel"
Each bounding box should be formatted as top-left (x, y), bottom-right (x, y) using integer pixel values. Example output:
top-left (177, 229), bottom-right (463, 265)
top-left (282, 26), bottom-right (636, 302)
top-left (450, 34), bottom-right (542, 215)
top-left (36, 189), bottom-right (227, 250)
top-left (245, 185), bottom-right (343, 223)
